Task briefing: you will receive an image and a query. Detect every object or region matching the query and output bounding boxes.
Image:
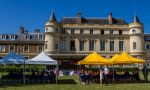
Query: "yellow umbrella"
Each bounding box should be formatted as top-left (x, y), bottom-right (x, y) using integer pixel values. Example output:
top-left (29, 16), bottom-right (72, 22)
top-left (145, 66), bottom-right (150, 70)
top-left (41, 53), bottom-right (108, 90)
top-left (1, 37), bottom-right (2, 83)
top-left (108, 52), bottom-right (145, 84)
top-left (78, 51), bottom-right (111, 65)
top-left (130, 57), bottom-right (145, 64)
top-left (111, 51), bottom-right (134, 65)
top-left (109, 54), bottom-right (119, 62)
top-left (111, 51), bottom-right (145, 65)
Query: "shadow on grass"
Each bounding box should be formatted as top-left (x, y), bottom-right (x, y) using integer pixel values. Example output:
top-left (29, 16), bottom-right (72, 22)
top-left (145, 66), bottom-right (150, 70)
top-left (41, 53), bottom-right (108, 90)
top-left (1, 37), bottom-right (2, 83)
top-left (0, 79), bottom-right (77, 88)
top-left (107, 80), bottom-right (150, 85)
top-left (58, 79), bottom-right (77, 84)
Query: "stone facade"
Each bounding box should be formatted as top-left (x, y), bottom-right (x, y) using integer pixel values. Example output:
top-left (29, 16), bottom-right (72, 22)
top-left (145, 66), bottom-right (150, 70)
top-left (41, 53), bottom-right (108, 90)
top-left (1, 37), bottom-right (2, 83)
top-left (44, 12), bottom-right (146, 65)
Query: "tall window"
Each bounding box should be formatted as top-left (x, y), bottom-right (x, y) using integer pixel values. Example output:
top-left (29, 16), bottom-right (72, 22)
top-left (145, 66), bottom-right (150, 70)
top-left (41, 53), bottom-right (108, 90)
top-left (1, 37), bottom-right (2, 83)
top-left (101, 30), bottom-right (104, 35)
top-left (100, 40), bottom-right (105, 51)
top-left (80, 29), bottom-right (84, 34)
top-left (146, 44), bottom-right (150, 50)
top-left (89, 40), bottom-right (95, 51)
top-left (133, 42), bottom-right (136, 50)
top-left (110, 56), bottom-right (113, 58)
top-left (0, 57), bottom-right (3, 59)
top-left (55, 43), bottom-right (58, 49)
top-left (80, 41), bottom-right (84, 51)
top-left (61, 29), bottom-right (66, 34)
top-left (45, 43), bottom-right (48, 49)
top-left (110, 30), bottom-right (113, 35)
top-left (0, 45), bottom-right (5, 52)
top-left (147, 57), bottom-right (150, 60)
top-left (70, 40), bottom-right (75, 51)
top-left (119, 30), bottom-right (122, 35)
top-left (24, 56), bottom-right (29, 59)
top-left (23, 45), bottom-right (29, 52)
top-left (119, 41), bottom-right (124, 51)
top-left (110, 41), bottom-right (114, 51)
top-left (71, 29), bottom-right (75, 34)
top-left (37, 45), bottom-right (43, 52)
top-left (9, 45), bottom-right (15, 52)
top-left (60, 40), bottom-right (66, 51)
top-left (90, 29), bottom-right (93, 34)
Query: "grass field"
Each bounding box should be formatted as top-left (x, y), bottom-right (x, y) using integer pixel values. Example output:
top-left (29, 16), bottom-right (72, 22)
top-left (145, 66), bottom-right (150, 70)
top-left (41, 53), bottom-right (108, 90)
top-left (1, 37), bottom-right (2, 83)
top-left (0, 71), bottom-right (150, 90)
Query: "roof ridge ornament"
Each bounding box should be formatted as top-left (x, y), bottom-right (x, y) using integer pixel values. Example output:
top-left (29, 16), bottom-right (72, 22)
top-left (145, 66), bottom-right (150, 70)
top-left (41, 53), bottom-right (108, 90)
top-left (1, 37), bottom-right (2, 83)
top-left (49, 9), bottom-right (57, 22)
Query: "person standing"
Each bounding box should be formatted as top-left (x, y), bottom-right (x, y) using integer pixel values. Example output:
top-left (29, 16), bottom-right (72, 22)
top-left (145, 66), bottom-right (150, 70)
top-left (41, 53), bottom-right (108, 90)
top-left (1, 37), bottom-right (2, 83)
top-left (79, 70), bottom-right (85, 84)
top-left (99, 68), bottom-right (103, 86)
top-left (142, 65), bottom-right (149, 82)
top-left (104, 66), bottom-right (109, 85)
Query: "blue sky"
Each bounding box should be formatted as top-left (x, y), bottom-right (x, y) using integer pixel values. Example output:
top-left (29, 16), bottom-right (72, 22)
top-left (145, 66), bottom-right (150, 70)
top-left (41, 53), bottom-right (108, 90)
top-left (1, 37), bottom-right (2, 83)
top-left (0, 0), bottom-right (150, 34)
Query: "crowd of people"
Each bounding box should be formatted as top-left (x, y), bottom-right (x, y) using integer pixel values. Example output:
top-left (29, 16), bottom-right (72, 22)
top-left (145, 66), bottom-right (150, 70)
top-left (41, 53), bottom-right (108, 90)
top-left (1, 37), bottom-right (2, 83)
top-left (78, 66), bottom-right (149, 85)
top-left (1, 70), bottom-right (56, 84)
top-left (78, 67), bottom-right (110, 85)
top-left (0, 65), bottom-right (149, 84)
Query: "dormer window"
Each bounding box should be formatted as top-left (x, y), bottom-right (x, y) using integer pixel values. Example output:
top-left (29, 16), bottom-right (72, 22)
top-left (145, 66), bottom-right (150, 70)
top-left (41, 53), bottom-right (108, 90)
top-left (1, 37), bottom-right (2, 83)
top-left (39, 35), bottom-right (43, 40)
top-left (1, 35), bottom-right (6, 40)
top-left (10, 35), bottom-right (16, 40)
top-left (25, 35), bottom-right (30, 40)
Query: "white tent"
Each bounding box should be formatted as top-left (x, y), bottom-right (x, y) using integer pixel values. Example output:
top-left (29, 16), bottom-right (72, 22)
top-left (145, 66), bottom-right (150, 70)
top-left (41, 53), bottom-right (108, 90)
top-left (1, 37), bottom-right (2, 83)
top-left (27, 51), bottom-right (58, 84)
top-left (27, 51), bottom-right (58, 65)
top-left (0, 52), bottom-right (26, 64)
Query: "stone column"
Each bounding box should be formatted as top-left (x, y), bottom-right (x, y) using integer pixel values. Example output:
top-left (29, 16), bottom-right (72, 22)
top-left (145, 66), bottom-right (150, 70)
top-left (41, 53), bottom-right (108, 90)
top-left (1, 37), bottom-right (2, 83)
top-left (95, 39), bottom-right (100, 52)
top-left (106, 39), bottom-right (109, 52)
top-left (75, 39), bottom-right (79, 52)
top-left (66, 37), bottom-right (70, 52)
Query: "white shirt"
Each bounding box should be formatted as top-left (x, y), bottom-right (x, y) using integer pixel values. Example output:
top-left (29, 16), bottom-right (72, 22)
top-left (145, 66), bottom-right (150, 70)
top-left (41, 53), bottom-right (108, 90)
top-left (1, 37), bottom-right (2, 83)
top-left (104, 67), bottom-right (109, 75)
top-left (100, 70), bottom-right (103, 80)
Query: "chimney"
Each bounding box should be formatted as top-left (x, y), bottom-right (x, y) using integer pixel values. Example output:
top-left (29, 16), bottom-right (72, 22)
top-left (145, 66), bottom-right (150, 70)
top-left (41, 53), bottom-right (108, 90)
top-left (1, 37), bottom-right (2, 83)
top-left (34, 29), bottom-right (40, 33)
top-left (77, 12), bottom-right (82, 24)
top-left (108, 13), bottom-right (113, 24)
top-left (19, 26), bottom-right (24, 34)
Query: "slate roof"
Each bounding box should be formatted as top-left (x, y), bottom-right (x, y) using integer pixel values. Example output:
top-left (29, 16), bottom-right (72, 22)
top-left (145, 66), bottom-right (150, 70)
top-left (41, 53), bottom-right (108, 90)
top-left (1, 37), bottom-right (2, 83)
top-left (61, 17), bottom-right (128, 25)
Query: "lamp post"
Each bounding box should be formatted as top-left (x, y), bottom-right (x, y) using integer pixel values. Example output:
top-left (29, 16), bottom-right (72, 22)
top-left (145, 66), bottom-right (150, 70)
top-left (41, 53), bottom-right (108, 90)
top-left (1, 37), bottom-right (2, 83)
top-left (55, 23), bottom-right (63, 84)
top-left (18, 30), bottom-right (25, 85)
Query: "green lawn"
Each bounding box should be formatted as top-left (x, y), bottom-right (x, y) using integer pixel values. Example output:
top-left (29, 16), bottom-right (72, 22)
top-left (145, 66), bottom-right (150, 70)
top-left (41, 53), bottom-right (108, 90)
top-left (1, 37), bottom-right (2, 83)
top-left (0, 71), bottom-right (150, 90)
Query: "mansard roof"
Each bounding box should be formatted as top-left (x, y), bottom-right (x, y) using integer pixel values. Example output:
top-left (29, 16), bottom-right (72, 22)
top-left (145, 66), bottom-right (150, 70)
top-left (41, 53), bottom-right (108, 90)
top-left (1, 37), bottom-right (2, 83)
top-left (61, 17), bottom-right (127, 25)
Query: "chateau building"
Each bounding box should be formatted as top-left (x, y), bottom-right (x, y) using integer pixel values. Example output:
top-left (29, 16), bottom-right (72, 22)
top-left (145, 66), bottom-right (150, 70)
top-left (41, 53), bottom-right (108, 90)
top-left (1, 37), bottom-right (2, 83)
top-left (0, 11), bottom-right (150, 66)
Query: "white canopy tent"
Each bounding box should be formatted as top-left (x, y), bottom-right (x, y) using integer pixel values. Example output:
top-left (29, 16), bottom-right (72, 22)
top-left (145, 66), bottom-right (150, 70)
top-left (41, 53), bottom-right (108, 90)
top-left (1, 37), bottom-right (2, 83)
top-left (27, 51), bottom-right (58, 84)
top-left (0, 52), bottom-right (26, 64)
top-left (27, 51), bottom-right (58, 65)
